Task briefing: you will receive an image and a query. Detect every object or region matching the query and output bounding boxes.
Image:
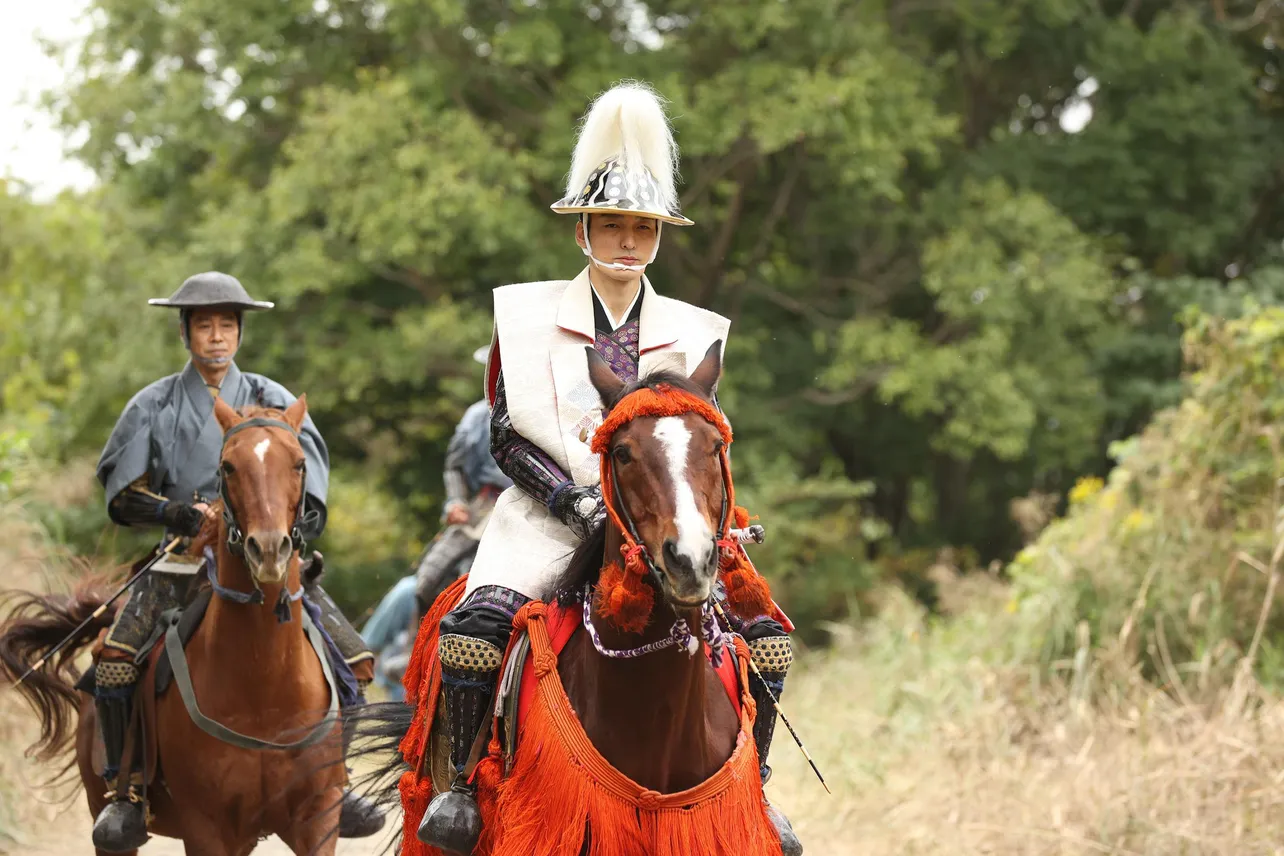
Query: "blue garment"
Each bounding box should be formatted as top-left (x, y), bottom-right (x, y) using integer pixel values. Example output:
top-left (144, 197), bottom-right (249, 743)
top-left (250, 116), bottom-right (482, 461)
top-left (361, 575), bottom-right (418, 651)
top-left (444, 400), bottom-right (513, 516)
top-left (361, 575), bottom-right (419, 700)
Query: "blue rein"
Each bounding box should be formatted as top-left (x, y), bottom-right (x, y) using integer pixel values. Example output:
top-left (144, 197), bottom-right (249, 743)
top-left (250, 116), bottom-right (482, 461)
top-left (203, 546), bottom-right (304, 623)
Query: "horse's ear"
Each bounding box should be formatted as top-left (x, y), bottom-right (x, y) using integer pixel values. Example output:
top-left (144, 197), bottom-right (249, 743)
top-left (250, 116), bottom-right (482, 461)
top-left (283, 394), bottom-right (308, 433)
top-left (214, 397), bottom-right (243, 434)
top-left (586, 347), bottom-right (626, 408)
top-left (688, 340), bottom-right (723, 400)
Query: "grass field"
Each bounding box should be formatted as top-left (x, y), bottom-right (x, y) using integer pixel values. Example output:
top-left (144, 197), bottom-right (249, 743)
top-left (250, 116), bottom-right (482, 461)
top-left (6, 497), bottom-right (1284, 854)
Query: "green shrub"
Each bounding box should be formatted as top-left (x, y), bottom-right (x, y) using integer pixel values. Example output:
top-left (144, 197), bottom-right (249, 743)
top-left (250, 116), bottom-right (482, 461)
top-left (1008, 306), bottom-right (1284, 692)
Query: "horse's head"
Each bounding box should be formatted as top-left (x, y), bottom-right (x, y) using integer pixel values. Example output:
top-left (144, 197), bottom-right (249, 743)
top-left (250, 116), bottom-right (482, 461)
top-left (587, 342), bottom-right (729, 608)
top-left (212, 396), bottom-right (310, 586)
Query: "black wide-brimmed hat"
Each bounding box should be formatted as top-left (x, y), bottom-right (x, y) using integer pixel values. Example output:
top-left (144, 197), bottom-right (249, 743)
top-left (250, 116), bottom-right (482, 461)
top-left (148, 272), bottom-right (274, 311)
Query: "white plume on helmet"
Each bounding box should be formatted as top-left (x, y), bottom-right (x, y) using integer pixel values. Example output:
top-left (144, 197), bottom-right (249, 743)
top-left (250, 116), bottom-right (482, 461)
top-left (564, 81), bottom-right (680, 216)
top-left (551, 80), bottom-right (693, 229)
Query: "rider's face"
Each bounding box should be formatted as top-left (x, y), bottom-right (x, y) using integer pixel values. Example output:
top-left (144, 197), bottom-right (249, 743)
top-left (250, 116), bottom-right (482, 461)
top-left (187, 309), bottom-right (240, 363)
top-left (576, 214), bottom-right (660, 283)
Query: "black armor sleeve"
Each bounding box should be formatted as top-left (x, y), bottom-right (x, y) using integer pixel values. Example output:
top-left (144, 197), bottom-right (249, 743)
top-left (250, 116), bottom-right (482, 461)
top-left (107, 476), bottom-right (166, 527)
top-left (489, 370), bottom-right (573, 511)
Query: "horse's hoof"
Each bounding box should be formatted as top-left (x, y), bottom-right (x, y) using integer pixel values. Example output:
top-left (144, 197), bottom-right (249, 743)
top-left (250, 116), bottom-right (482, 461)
top-left (418, 790), bottom-right (482, 854)
top-left (338, 790), bottom-right (386, 838)
top-left (766, 800), bottom-right (803, 856)
top-left (91, 800), bottom-right (149, 853)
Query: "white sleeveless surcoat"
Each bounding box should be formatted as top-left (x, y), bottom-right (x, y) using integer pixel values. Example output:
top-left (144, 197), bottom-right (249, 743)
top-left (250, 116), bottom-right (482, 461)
top-left (465, 267), bottom-right (731, 599)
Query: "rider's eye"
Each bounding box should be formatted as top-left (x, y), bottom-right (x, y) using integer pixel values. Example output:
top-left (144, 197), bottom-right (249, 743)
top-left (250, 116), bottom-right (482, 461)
top-left (221, 460), bottom-right (235, 475)
top-left (613, 446), bottom-right (633, 464)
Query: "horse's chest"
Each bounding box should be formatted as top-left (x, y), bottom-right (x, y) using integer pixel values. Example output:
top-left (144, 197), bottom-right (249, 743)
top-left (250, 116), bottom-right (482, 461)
top-left (557, 630), bottom-right (739, 793)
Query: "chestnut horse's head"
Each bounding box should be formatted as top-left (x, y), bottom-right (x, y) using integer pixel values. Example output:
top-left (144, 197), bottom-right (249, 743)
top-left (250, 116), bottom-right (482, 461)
top-left (586, 342), bottom-right (729, 608)
top-left (212, 396), bottom-right (310, 586)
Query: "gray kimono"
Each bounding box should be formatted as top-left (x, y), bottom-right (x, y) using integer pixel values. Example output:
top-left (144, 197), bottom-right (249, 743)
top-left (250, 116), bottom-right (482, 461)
top-left (97, 361), bottom-right (330, 539)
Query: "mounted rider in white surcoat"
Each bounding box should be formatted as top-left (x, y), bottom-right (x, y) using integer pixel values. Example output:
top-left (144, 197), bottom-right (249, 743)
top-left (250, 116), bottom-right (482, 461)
top-left (416, 82), bottom-right (800, 855)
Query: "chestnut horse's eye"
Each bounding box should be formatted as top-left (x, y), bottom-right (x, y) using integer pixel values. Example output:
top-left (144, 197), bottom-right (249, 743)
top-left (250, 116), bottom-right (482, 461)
top-left (294, 460), bottom-right (306, 473)
top-left (612, 445), bottom-right (633, 465)
top-left (221, 460), bottom-right (235, 476)
top-left (713, 440), bottom-right (726, 456)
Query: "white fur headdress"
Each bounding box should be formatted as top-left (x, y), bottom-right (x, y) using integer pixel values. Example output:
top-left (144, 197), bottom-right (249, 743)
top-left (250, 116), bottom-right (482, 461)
top-left (550, 81), bottom-right (693, 227)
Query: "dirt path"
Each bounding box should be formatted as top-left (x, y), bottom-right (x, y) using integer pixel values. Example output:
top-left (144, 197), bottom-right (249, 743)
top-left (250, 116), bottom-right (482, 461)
top-left (20, 801), bottom-right (402, 856)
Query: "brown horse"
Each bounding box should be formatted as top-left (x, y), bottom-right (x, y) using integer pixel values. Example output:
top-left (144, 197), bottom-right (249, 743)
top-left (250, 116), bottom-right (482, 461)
top-left (0, 397), bottom-right (347, 856)
top-left (358, 343), bottom-right (796, 856)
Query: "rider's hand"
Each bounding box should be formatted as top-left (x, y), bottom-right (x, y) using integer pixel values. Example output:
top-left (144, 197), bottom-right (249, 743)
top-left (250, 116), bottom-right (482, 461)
top-left (444, 503), bottom-right (470, 526)
top-left (192, 502), bottom-right (217, 522)
top-left (161, 501), bottom-right (207, 536)
top-left (553, 484), bottom-right (605, 542)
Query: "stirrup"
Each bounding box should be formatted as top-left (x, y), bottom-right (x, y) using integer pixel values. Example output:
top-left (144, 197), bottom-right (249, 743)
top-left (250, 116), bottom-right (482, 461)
top-left (91, 788), bottom-right (151, 853)
top-left (417, 781), bottom-right (482, 852)
top-left (338, 789), bottom-right (386, 839)
top-left (765, 800), bottom-right (803, 856)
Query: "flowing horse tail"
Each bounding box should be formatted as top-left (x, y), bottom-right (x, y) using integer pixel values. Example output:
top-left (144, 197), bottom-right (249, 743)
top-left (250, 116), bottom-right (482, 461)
top-left (0, 577), bottom-right (120, 761)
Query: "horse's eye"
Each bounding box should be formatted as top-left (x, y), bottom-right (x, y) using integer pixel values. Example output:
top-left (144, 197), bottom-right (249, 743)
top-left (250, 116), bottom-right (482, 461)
top-left (612, 446), bottom-right (633, 465)
top-left (294, 460), bottom-right (306, 473)
top-left (713, 440), bottom-right (725, 456)
top-left (221, 460), bottom-right (235, 476)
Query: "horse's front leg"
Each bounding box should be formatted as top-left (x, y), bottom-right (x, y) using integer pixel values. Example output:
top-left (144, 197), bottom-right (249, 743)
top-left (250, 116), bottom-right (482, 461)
top-left (277, 785), bottom-right (343, 856)
top-left (178, 817), bottom-right (249, 856)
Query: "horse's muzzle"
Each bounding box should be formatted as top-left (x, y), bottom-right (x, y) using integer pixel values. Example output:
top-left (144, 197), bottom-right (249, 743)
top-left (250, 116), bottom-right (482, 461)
top-left (660, 539), bottom-right (717, 605)
top-left (245, 529), bottom-right (292, 584)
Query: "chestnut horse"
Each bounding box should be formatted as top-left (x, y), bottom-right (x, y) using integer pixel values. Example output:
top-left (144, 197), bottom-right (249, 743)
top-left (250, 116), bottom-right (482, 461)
top-left (352, 343), bottom-right (794, 855)
top-left (0, 397), bottom-right (346, 855)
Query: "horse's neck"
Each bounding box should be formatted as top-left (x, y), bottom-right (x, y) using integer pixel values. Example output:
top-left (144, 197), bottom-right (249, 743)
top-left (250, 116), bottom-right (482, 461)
top-left (571, 527), bottom-right (736, 792)
top-left (201, 540), bottom-right (311, 677)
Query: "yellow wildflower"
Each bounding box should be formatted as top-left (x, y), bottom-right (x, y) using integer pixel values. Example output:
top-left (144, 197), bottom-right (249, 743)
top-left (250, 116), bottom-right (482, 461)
top-left (1068, 476), bottom-right (1105, 506)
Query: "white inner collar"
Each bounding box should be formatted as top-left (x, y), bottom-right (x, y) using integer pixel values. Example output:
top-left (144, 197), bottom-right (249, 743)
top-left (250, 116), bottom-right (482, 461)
top-left (590, 282), bottom-right (642, 332)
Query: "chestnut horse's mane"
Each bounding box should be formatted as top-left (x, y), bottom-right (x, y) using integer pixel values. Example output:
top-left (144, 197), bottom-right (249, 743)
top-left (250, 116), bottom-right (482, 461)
top-left (551, 368), bottom-right (714, 604)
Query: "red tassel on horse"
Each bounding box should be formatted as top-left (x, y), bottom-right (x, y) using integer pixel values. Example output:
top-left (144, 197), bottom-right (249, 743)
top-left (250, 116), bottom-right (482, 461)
top-left (594, 557), bottom-right (654, 633)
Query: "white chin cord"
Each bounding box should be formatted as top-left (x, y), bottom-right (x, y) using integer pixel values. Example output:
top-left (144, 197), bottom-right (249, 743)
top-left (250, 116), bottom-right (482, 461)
top-left (581, 215), bottom-right (661, 272)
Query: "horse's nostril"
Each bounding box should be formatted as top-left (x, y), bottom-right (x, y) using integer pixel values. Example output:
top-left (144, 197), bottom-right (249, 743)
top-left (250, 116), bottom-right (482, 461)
top-left (245, 535), bottom-right (263, 563)
top-left (278, 536), bottom-right (293, 560)
top-left (663, 539), bottom-right (693, 572)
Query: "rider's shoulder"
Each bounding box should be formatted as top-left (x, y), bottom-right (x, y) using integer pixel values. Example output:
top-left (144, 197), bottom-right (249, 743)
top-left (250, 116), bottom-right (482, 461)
top-left (492, 279), bottom-right (573, 304)
top-left (122, 373), bottom-right (182, 412)
top-left (655, 293), bottom-right (732, 339)
top-left (242, 372), bottom-right (297, 408)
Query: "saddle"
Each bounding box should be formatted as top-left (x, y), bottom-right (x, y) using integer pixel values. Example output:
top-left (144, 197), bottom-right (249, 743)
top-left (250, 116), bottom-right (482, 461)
top-left (77, 587), bottom-right (215, 788)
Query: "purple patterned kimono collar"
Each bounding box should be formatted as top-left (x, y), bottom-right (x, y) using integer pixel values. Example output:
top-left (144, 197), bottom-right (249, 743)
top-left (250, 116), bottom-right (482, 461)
top-left (594, 317), bottom-right (641, 382)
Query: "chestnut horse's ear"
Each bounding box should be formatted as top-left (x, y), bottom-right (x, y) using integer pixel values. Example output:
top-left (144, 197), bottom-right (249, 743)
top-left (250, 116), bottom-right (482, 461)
top-left (586, 347), bottom-right (627, 409)
top-left (214, 397), bottom-right (244, 434)
top-left (283, 394), bottom-right (308, 433)
top-left (688, 340), bottom-right (723, 400)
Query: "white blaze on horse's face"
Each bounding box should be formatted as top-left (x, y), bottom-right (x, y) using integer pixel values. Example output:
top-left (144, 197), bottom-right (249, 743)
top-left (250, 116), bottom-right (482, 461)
top-left (653, 416), bottom-right (716, 603)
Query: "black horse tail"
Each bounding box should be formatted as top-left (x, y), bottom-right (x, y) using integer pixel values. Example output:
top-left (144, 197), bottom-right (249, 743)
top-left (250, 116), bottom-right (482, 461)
top-left (0, 576), bottom-right (119, 760)
top-left (338, 699), bottom-right (417, 854)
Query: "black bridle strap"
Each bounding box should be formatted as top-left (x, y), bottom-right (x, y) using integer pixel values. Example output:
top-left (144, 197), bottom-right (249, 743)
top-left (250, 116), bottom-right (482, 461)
top-left (217, 416), bottom-right (312, 622)
top-left (606, 443), bottom-right (733, 592)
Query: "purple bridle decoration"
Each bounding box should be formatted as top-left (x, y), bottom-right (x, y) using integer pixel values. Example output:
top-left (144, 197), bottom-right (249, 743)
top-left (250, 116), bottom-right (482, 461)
top-left (582, 586), bottom-right (726, 668)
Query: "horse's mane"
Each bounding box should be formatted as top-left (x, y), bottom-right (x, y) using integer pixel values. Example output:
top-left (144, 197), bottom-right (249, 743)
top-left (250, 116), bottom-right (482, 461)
top-left (552, 368), bottom-right (714, 604)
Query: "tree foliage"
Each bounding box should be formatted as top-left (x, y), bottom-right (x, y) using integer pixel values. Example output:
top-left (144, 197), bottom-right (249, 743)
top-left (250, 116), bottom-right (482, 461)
top-left (5, 0), bottom-right (1284, 626)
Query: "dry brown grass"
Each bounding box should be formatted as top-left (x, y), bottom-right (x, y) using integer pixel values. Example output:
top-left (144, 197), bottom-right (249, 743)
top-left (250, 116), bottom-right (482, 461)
top-left (0, 509), bottom-right (88, 850)
top-left (768, 578), bottom-right (1284, 856)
